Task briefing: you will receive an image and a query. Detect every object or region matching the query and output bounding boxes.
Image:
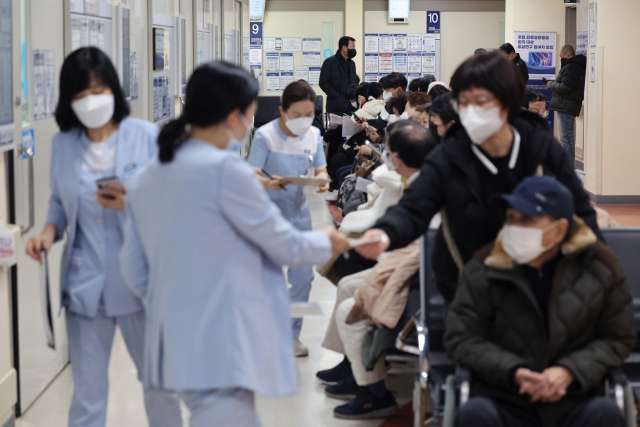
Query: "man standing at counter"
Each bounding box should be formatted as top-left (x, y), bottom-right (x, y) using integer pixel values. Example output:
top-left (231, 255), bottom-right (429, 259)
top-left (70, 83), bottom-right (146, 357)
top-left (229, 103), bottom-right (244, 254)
top-left (320, 36), bottom-right (359, 115)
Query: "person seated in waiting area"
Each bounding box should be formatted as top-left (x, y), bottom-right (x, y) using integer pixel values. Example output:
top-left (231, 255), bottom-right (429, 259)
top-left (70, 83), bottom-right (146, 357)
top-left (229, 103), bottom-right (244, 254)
top-left (403, 92), bottom-right (431, 120)
top-left (418, 74), bottom-right (437, 93)
top-left (408, 78), bottom-right (421, 93)
top-left (318, 122), bottom-right (438, 420)
top-left (427, 81), bottom-right (450, 100)
top-left (378, 73), bottom-right (408, 123)
top-left (524, 88), bottom-right (548, 118)
top-left (446, 176), bottom-right (636, 427)
top-left (428, 92), bottom-right (458, 144)
top-left (354, 82), bottom-right (386, 120)
top-left (412, 105), bottom-right (431, 127)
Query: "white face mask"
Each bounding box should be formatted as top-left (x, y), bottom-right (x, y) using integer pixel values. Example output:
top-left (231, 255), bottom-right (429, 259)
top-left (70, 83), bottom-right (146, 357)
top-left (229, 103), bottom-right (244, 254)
top-left (285, 114), bottom-right (314, 136)
top-left (226, 113), bottom-right (252, 154)
top-left (383, 90), bottom-right (393, 102)
top-left (400, 112), bottom-right (410, 120)
top-left (502, 221), bottom-right (559, 265)
top-left (351, 101), bottom-right (358, 108)
top-left (71, 94), bottom-right (115, 129)
top-left (459, 104), bottom-right (506, 145)
top-left (382, 150), bottom-right (396, 172)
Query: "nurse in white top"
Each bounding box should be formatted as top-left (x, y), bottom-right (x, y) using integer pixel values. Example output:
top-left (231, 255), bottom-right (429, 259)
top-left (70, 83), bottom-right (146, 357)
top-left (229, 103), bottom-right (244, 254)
top-left (25, 47), bottom-right (180, 427)
top-left (119, 62), bottom-right (350, 427)
top-left (248, 81), bottom-right (330, 357)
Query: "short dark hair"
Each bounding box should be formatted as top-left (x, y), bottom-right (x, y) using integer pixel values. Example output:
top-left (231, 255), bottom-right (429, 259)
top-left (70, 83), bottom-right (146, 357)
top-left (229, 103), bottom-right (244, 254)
top-left (474, 48), bottom-right (487, 55)
top-left (428, 84), bottom-right (450, 100)
top-left (387, 92), bottom-right (407, 115)
top-left (407, 92), bottom-right (431, 108)
top-left (418, 75), bottom-right (436, 92)
top-left (415, 105), bottom-right (431, 115)
top-left (367, 82), bottom-right (384, 100)
top-left (158, 61), bottom-right (258, 163)
top-left (408, 78), bottom-right (420, 92)
top-left (387, 120), bottom-right (437, 168)
top-left (499, 43), bottom-right (516, 54)
top-left (524, 88), bottom-right (547, 108)
top-left (282, 80), bottom-right (316, 111)
top-left (450, 51), bottom-right (525, 120)
top-left (380, 72), bottom-right (407, 91)
top-left (339, 36), bottom-right (356, 51)
top-left (561, 45), bottom-right (576, 57)
top-left (346, 83), bottom-right (359, 101)
top-left (430, 92), bottom-right (458, 125)
top-left (55, 47), bottom-right (129, 132)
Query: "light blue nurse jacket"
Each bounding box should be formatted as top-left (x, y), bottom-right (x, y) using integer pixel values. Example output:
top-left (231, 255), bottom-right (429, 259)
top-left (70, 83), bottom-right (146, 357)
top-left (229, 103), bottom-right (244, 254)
top-left (119, 138), bottom-right (332, 397)
top-left (46, 118), bottom-right (158, 317)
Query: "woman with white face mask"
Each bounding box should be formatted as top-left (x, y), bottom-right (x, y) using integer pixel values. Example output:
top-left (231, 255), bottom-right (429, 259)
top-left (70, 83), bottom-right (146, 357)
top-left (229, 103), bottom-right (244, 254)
top-left (25, 47), bottom-right (181, 427)
top-left (355, 51), bottom-right (601, 303)
top-left (119, 62), bottom-right (349, 427)
top-left (248, 80), bottom-right (330, 357)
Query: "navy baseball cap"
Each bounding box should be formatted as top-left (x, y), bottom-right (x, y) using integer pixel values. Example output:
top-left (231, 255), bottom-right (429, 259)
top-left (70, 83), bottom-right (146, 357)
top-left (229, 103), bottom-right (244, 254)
top-left (492, 176), bottom-right (575, 224)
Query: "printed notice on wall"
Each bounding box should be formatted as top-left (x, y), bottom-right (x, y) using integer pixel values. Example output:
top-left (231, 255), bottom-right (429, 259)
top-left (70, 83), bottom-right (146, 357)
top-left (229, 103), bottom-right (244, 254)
top-left (294, 66), bottom-right (308, 82)
top-left (266, 52), bottom-right (280, 71)
top-left (393, 34), bottom-right (407, 52)
top-left (250, 45), bottom-right (262, 64)
top-left (33, 50), bottom-right (56, 121)
top-left (282, 37), bottom-right (301, 52)
top-left (379, 34), bottom-right (393, 53)
top-left (264, 38), bottom-right (276, 51)
top-left (364, 74), bottom-right (379, 83)
top-left (422, 53), bottom-right (435, 74)
top-left (365, 54), bottom-right (378, 74)
top-left (379, 53), bottom-right (393, 74)
top-left (422, 34), bottom-right (436, 53)
top-left (280, 72), bottom-right (294, 88)
top-left (407, 53), bottom-right (421, 73)
top-left (365, 34), bottom-right (378, 53)
top-left (308, 67), bottom-right (321, 86)
top-left (302, 38), bottom-right (321, 52)
top-left (250, 65), bottom-right (262, 89)
top-left (280, 52), bottom-right (294, 71)
top-left (266, 72), bottom-right (280, 91)
top-left (393, 53), bottom-right (407, 73)
top-left (302, 52), bottom-right (321, 66)
top-left (407, 34), bottom-right (421, 53)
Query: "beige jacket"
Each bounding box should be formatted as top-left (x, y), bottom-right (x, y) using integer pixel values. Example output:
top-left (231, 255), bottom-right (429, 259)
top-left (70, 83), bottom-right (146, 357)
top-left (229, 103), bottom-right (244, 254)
top-left (355, 240), bottom-right (421, 328)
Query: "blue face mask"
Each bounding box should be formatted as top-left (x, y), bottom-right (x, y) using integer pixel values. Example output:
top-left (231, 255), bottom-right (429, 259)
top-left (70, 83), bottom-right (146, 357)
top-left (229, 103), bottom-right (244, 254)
top-left (226, 113), bottom-right (251, 154)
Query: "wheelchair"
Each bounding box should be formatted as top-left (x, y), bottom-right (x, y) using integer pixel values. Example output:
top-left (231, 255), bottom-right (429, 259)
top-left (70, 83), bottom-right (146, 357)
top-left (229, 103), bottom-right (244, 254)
top-left (409, 227), bottom-right (640, 427)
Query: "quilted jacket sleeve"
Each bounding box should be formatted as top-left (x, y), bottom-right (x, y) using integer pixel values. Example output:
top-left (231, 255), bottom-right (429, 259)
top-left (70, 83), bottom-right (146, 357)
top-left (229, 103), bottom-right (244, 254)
top-left (555, 256), bottom-right (637, 392)
top-left (444, 260), bottom-right (529, 391)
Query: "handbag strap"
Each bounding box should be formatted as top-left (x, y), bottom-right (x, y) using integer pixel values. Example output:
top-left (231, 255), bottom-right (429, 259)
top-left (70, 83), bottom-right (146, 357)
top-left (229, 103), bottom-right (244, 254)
top-left (441, 208), bottom-right (465, 271)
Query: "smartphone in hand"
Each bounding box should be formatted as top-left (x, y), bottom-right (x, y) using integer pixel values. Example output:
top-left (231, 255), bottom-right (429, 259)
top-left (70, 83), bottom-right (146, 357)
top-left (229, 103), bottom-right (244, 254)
top-left (353, 115), bottom-right (364, 125)
top-left (542, 77), bottom-right (549, 84)
top-left (96, 176), bottom-right (124, 200)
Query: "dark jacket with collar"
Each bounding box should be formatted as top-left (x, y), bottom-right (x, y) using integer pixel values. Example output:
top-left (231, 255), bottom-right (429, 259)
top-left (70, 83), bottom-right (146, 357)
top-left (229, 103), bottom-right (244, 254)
top-left (373, 111), bottom-right (600, 302)
top-left (319, 53), bottom-right (358, 114)
top-left (444, 218), bottom-right (636, 427)
top-left (550, 55), bottom-right (587, 117)
top-left (514, 53), bottom-right (530, 84)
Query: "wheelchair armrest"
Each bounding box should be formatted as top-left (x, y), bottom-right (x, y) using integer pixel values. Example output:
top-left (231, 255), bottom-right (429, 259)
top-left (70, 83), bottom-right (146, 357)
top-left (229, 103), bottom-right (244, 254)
top-left (606, 367), bottom-right (628, 413)
top-left (455, 365), bottom-right (472, 408)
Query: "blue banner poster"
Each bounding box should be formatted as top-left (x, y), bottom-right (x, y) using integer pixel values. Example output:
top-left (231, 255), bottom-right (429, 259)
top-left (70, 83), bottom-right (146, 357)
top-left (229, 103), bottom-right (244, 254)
top-left (514, 31), bottom-right (557, 130)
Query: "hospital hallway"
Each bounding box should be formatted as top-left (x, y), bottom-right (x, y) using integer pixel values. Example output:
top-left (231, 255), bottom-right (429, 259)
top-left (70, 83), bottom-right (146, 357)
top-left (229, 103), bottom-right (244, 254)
top-left (14, 189), bottom-right (415, 427)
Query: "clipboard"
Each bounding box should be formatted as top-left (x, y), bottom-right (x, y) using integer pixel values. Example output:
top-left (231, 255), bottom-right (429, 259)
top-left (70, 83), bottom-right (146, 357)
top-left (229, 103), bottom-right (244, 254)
top-left (39, 249), bottom-right (56, 350)
top-left (282, 176), bottom-right (332, 186)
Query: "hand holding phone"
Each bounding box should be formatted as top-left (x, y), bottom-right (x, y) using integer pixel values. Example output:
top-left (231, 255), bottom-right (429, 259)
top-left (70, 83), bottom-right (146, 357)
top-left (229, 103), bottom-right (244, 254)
top-left (542, 77), bottom-right (549, 84)
top-left (352, 115), bottom-right (363, 124)
top-left (96, 177), bottom-right (124, 200)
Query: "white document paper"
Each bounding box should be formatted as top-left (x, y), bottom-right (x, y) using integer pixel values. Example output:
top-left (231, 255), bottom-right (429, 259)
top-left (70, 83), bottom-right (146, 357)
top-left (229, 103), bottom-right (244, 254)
top-left (329, 114), bottom-right (343, 128)
top-left (407, 33), bottom-right (422, 53)
top-left (264, 38), bottom-right (276, 51)
top-left (355, 177), bottom-right (374, 192)
top-left (291, 302), bottom-right (324, 318)
top-left (266, 72), bottom-right (280, 91)
top-left (71, 18), bottom-right (82, 51)
top-left (379, 34), bottom-right (393, 53)
top-left (364, 74), bottom-right (379, 83)
top-left (379, 53), bottom-right (393, 73)
top-left (342, 117), bottom-right (360, 138)
top-left (393, 34), bottom-right (407, 52)
top-left (302, 52), bottom-right (321, 66)
top-left (39, 250), bottom-right (56, 349)
top-left (280, 72), bottom-right (294, 88)
top-left (365, 54), bottom-right (378, 74)
top-left (393, 54), bottom-right (407, 73)
top-left (294, 66), bottom-right (308, 82)
top-left (266, 52), bottom-right (279, 71)
top-left (282, 37), bottom-right (302, 52)
top-left (250, 45), bottom-right (262, 64)
top-left (280, 53), bottom-right (294, 71)
top-left (422, 34), bottom-right (436, 53)
top-left (407, 53), bottom-right (422, 73)
top-left (302, 38), bottom-right (321, 52)
top-left (365, 34), bottom-right (379, 53)
top-left (422, 53), bottom-right (436, 73)
top-left (308, 67), bottom-right (321, 85)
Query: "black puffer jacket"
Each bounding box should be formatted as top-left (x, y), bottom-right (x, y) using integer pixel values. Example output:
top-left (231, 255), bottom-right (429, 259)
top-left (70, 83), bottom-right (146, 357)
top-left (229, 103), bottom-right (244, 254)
top-left (373, 111), bottom-right (600, 302)
top-left (445, 218), bottom-right (636, 427)
top-left (549, 55), bottom-right (587, 117)
top-left (319, 53), bottom-right (358, 114)
top-left (513, 53), bottom-right (529, 84)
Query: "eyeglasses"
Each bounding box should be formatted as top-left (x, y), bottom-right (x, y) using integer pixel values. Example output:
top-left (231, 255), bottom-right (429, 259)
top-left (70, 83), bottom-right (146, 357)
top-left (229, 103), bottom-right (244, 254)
top-left (451, 95), bottom-right (499, 114)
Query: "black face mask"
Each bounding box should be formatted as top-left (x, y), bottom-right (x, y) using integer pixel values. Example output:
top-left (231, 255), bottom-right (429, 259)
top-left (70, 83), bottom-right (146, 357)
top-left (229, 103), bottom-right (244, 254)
top-left (347, 48), bottom-right (357, 59)
top-left (429, 122), bottom-right (442, 144)
top-left (561, 57), bottom-right (568, 67)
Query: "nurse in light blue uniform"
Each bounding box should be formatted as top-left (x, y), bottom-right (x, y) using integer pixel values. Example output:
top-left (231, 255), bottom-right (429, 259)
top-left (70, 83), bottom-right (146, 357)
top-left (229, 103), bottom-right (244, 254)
top-left (119, 62), bottom-right (349, 427)
top-left (26, 48), bottom-right (180, 427)
top-left (248, 81), bottom-right (330, 357)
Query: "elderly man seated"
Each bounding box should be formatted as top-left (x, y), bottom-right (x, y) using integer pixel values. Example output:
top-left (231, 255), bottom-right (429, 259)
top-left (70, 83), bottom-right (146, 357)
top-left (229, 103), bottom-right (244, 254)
top-left (445, 176), bottom-right (636, 427)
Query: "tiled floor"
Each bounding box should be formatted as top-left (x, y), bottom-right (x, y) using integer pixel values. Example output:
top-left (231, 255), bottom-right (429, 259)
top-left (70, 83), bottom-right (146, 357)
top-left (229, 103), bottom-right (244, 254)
top-left (15, 188), bottom-right (414, 427)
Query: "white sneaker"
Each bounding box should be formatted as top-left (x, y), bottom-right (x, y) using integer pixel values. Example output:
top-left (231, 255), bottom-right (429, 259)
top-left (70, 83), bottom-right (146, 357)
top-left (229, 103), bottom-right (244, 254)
top-left (325, 190), bottom-right (339, 203)
top-left (294, 339), bottom-right (309, 357)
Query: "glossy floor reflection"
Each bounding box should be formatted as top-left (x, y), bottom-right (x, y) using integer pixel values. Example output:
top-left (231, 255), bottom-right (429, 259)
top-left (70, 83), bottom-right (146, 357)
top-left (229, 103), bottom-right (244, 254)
top-left (16, 189), bottom-right (413, 427)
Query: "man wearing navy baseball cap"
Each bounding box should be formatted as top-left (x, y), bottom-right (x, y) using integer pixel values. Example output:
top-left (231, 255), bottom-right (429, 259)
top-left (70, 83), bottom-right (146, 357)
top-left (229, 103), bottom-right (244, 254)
top-left (444, 176), bottom-right (636, 427)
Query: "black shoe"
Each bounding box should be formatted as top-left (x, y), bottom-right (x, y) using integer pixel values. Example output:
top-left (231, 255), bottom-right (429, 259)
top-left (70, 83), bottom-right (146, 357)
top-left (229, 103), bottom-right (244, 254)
top-left (324, 372), bottom-right (362, 401)
top-left (333, 388), bottom-right (399, 419)
top-left (316, 357), bottom-right (351, 385)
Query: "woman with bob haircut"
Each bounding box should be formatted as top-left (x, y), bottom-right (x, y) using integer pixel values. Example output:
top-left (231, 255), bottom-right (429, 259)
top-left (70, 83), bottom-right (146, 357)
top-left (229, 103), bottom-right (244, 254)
top-left (248, 80), bottom-right (330, 357)
top-left (25, 47), bottom-right (181, 427)
top-left (119, 62), bottom-right (349, 426)
top-left (355, 51), bottom-right (600, 302)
